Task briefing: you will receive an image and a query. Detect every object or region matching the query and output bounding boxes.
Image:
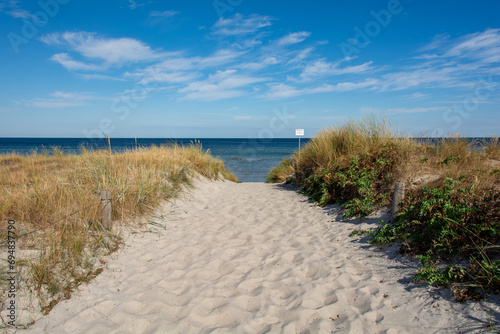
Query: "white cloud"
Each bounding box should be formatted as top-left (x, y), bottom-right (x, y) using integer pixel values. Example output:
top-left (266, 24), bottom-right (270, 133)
top-left (234, 115), bottom-right (253, 120)
top-left (23, 91), bottom-right (98, 108)
top-left (0, 0), bottom-right (39, 21)
top-left (138, 71), bottom-right (199, 85)
top-left (316, 29), bottom-right (500, 94)
top-left (29, 101), bottom-right (88, 108)
top-left (403, 29), bottom-right (500, 89)
top-left (230, 38), bottom-right (262, 50)
top-left (239, 56), bottom-right (279, 71)
top-left (263, 79), bottom-right (378, 99)
top-left (127, 0), bottom-right (144, 10)
top-left (149, 10), bottom-right (178, 19)
top-left (0, 107), bottom-right (14, 113)
top-left (51, 53), bottom-right (103, 71)
top-left (197, 49), bottom-right (245, 68)
top-left (7, 8), bottom-right (33, 19)
top-left (50, 91), bottom-right (86, 99)
top-left (79, 73), bottom-right (126, 81)
top-left (386, 107), bottom-right (448, 114)
top-left (129, 49), bottom-right (244, 85)
top-left (378, 65), bottom-right (479, 91)
top-left (148, 10), bottom-right (179, 24)
top-left (277, 32), bottom-right (311, 46)
top-left (39, 33), bottom-right (63, 45)
top-left (146, 57), bottom-right (195, 72)
top-left (297, 58), bottom-right (373, 81)
top-left (212, 14), bottom-right (272, 36)
top-left (404, 92), bottom-right (426, 99)
top-left (113, 86), bottom-right (169, 101)
top-left (263, 84), bottom-right (301, 99)
top-left (68, 32), bottom-right (166, 63)
top-left (179, 69), bottom-right (267, 101)
top-left (41, 31), bottom-right (171, 70)
top-left (144, 49), bottom-right (242, 72)
top-left (361, 106), bottom-right (448, 115)
top-left (287, 47), bottom-right (315, 65)
top-left (322, 79), bottom-right (378, 92)
top-left (446, 29), bottom-right (500, 61)
top-left (419, 33), bottom-right (450, 52)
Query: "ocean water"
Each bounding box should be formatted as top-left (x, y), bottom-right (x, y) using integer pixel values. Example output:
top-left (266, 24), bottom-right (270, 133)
top-left (0, 138), bottom-right (309, 182)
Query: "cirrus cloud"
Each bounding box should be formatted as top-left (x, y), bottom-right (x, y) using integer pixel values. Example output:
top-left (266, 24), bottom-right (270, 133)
top-left (41, 31), bottom-right (173, 70)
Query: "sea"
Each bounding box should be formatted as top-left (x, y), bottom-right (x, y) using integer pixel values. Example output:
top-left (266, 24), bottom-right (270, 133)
top-left (0, 138), bottom-right (310, 182)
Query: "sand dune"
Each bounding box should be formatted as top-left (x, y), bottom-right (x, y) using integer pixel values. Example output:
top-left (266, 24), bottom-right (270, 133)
top-left (20, 180), bottom-right (499, 333)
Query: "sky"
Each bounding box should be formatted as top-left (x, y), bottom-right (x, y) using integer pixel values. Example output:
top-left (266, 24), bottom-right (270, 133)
top-left (0, 0), bottom-right (499, 138)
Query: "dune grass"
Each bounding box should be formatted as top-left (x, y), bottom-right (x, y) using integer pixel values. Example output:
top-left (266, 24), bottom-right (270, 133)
top-left (0, 143), bottom-right (236, 318)
top-left (266, 158), bottom-right (294, 183)
top-left (268, 116), bottom-right (500, 300)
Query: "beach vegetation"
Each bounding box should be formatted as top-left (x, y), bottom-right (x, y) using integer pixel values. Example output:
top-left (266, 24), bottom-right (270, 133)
top-left (0, 143), bottom-right (236, 317)
top-left (268, 116), bottom-right (500, 299)
top-left (267, 158), bottom-right (294, 183)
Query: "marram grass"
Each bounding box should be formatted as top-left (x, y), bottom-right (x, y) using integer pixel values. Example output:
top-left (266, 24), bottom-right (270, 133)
top-left (268, 116), bottom-right (500, 300)
top-left (0, 143), bottom-right (236, 316)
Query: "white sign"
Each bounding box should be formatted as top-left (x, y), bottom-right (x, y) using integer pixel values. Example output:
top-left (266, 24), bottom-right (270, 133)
top-left (295, 129), bottom-right (304, 136)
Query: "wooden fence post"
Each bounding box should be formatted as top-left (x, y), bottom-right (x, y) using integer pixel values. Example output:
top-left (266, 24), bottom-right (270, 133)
top-left (101, 190), bottom-right (112, 230)
top-left (179, 166), bottom-right (187, 178)
top-left (391, 182), bottom-right (405, 222)
top-left (292, 158), bottom-right (298, 186)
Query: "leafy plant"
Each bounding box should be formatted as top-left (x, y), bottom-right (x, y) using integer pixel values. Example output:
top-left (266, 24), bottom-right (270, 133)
top-left (366, 178), bottom-right (500, 299)
top-left (301, 146), bottom-right (398, 217)
top-left (267, 115), bottom-right (500, 300)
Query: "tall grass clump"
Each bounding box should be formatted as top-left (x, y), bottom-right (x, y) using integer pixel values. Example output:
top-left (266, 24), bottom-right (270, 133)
top-left (267, 158), bottom-right (294, 183)
top-left (280, 116), bottom-right (414, 217)
top-left (0, 143), bottom-right (236, 318)
top-left (268, 116), bottom-right (500, 299)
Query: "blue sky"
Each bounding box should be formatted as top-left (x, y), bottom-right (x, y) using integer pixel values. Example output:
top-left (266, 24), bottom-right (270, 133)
top-left (0, 0), bottom-right (499, 138)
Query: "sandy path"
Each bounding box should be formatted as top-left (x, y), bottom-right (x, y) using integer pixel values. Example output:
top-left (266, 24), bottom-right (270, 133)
top-left (22, 180), bottom-right (499, 333)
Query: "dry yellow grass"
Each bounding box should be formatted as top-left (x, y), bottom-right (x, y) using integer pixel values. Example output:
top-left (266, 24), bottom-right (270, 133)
top-left (0, 144), bottom-right (237, 314)
top-left (268, 116), bottom-right (499, 299)
top-left (269, 117), bottom-right (499, 196)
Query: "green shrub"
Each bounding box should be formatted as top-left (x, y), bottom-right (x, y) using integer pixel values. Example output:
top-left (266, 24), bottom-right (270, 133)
top-left (301, 144), bottom-right (399, 217)
top-left (366, 178), bottom-right (500, 299)
top-left (268, 115), bottom-right (500, 300)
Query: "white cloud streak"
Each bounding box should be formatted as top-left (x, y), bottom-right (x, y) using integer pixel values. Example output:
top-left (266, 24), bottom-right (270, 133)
top-left (149, 10), bottom-right (178, 19)
top-left (277, 32), bottom-right (311, 46)
top-left (0, 0), bottom-right (39, 21)
top-left (41, 31), bottom-right (172, 70)
top-left (179, 70), bottom-right (267, 101)
top-left (361, 106), bottom-right (448, 115)
top-left (296, 58), bottom-right (373, 82)
top-left (148, 10), bottom-right (179, 25)
top-left (211, 14), bottom-right (272, 36)
top-left (263, 79), bottom-right (378, 99)
top-left (50, 53), bottom-right (103, 72)
top-left (23, 91), bottom-right (99, 108)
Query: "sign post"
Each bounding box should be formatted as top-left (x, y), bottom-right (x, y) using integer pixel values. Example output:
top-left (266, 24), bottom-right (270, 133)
top-left (295, 129), bottom-right (304, 161)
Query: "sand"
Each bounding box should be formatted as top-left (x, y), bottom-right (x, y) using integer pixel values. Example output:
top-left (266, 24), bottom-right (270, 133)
top-left (16, 179), bottom-right (500, 333)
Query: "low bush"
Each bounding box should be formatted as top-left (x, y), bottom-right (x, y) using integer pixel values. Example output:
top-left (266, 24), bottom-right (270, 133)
top-left (368, 178), bottom-right (500, 299)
